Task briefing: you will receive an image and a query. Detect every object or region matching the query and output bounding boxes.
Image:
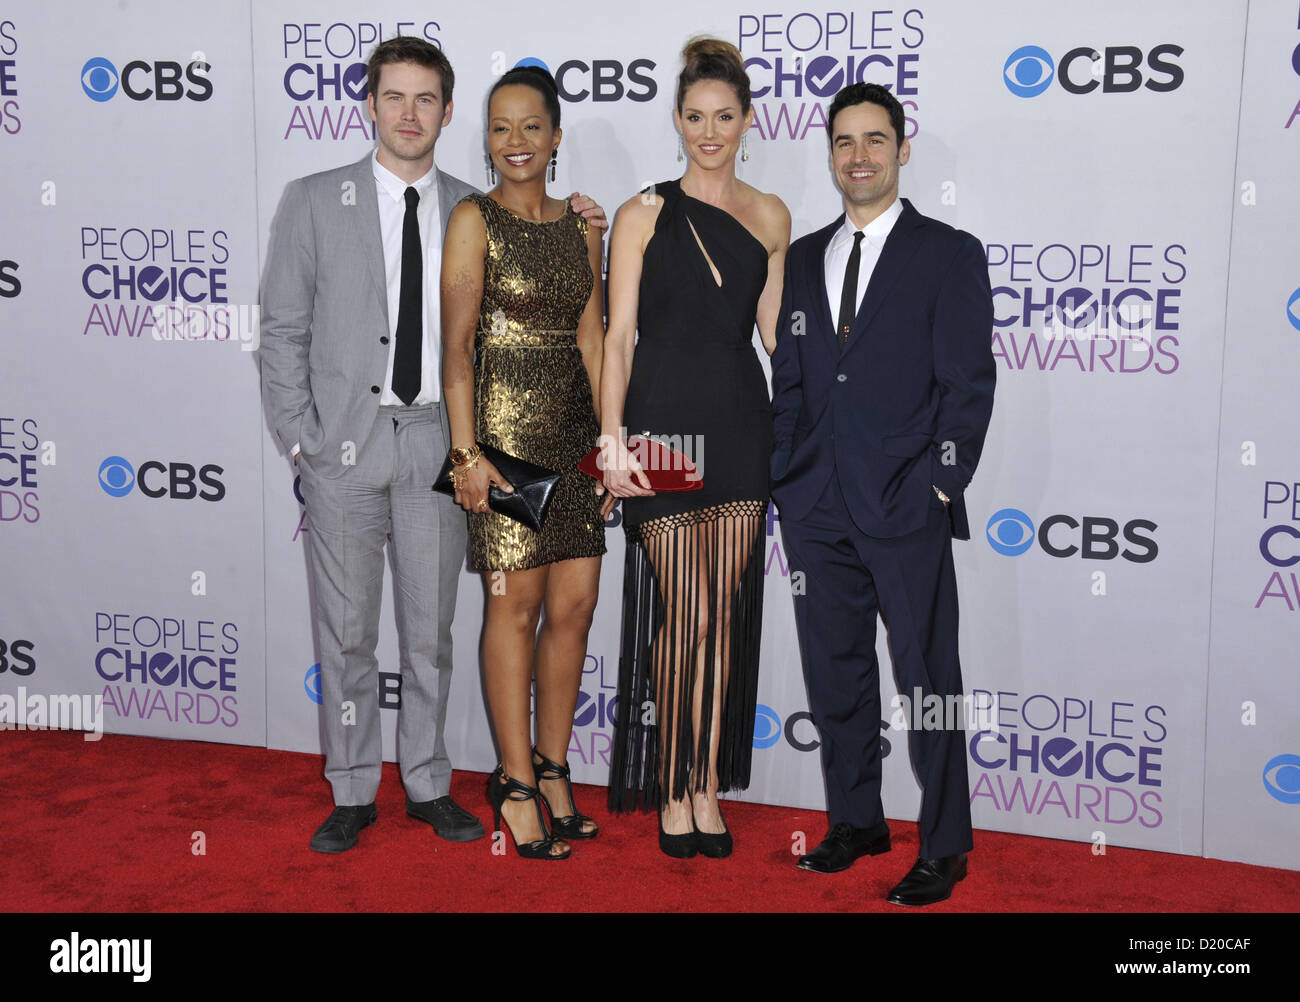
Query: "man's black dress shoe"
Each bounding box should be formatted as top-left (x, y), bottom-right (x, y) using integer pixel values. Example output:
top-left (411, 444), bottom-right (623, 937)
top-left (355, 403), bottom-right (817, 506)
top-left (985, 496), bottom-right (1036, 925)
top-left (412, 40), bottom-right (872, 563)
top-left (310, 803), bottom-right (377, 854)
top-left (406, 795), bottom-right (485, 842)
top-left (796, 821), bottom-right (891, 873)
top-left (886, 854), bottom-right (967, 906)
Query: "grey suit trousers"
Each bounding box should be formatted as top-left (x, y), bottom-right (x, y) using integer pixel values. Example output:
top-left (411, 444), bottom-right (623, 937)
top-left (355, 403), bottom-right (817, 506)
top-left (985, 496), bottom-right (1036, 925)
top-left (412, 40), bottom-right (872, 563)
top-left (297, 404), bottom-right (466, 805)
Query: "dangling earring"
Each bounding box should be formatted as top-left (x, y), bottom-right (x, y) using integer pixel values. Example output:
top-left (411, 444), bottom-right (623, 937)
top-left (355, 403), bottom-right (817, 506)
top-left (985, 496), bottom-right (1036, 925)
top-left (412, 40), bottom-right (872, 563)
top-left (741, 135), bottom-right (750, 163)
top-left (485, 154), bottom-right (497, 185)
top-left (677, 135), bottom-right (684, 162)
top-left (549, 149), bottom-right (557, 183)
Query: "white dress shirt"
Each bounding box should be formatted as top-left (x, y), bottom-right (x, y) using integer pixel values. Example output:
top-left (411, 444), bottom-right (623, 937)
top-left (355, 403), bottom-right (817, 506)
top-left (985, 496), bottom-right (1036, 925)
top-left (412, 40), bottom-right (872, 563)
top-left (823, 197), bottom-right (903, 325)
top-left (373, 151), bottom-right (441, 407)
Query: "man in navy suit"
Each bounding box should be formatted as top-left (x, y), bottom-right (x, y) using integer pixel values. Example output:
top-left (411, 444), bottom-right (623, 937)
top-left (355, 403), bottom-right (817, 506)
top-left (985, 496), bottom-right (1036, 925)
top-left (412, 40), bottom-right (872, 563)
top-left (770, 82), bottom-right (995, 905)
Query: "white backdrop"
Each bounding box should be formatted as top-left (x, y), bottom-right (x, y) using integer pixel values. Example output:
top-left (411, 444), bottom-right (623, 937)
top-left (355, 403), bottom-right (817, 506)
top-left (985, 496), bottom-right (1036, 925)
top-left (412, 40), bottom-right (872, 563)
top-left (1, 0), bottom-right (1296, 872)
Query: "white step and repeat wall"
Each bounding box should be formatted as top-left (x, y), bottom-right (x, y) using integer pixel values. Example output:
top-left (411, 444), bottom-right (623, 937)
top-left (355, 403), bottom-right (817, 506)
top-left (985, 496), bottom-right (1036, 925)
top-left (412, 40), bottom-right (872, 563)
top-left (2, 0), bottom-right (1297, 871)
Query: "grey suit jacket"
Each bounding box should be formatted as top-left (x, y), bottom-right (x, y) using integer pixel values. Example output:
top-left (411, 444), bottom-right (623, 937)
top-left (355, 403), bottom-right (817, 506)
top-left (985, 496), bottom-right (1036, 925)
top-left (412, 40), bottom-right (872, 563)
top-left (259, 153), bottom-right (478, 478)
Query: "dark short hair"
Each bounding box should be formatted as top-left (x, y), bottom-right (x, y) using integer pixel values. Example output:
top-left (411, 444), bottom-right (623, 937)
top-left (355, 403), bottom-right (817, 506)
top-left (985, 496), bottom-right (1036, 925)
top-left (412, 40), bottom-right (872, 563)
top-left (826, 83), bottom-right (904, 146)
top-left (366, 36), bottom-right (454, 104)
top-left (676, 36), bottom-right (751, 114)
top-left (490, 65), bottom-right (561, 128)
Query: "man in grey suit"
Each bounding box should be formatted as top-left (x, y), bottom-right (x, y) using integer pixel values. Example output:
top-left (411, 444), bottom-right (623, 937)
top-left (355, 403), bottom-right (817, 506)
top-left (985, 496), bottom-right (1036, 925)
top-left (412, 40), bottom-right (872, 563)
top-left (260, 36), bottom-right (483, 853)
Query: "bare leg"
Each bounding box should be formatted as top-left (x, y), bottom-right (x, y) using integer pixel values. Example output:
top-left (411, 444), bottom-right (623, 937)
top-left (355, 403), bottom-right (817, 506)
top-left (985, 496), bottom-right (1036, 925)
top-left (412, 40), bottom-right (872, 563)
top-left (533, 556), bottom-right (601, 834)
top-left (482, 565), bottom-right (567, 856)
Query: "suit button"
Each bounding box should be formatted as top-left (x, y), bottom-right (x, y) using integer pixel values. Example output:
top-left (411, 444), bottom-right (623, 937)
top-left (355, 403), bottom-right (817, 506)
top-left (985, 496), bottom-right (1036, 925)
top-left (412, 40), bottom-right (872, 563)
top-left (837, 374), bottom-right (847, 383)
top-left (380, 336), bottom-right (389, 345)
top-left (370, 385), bottom-right (380, 394)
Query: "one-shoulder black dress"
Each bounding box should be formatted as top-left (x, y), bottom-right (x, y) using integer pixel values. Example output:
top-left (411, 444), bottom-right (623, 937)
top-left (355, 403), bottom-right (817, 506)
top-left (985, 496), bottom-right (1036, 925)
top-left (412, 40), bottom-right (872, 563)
top-left (608, 178), bottom-right (770, 811)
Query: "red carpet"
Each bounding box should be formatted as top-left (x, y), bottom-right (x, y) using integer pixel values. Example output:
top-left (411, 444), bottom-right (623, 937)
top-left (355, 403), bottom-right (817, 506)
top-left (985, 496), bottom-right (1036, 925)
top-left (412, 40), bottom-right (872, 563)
top-left (2, 729), bottom-right (1296, 913)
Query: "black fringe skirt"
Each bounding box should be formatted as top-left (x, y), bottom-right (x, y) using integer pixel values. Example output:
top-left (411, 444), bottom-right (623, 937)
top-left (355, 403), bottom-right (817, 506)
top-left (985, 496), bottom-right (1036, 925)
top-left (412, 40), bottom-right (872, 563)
top-left (607, 499), bottom-right (767, 811)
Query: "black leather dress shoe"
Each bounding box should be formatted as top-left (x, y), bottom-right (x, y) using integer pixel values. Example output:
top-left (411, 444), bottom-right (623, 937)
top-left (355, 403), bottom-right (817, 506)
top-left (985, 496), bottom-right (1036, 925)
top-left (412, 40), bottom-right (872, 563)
top-left (406, 795), bottom-right (485, 842)
top-left (796, 821), bottom-right (891, 873)
top-left (886, 854), bottom-right (968, 906)
top-left (310, 803), bottom-right (377, 854)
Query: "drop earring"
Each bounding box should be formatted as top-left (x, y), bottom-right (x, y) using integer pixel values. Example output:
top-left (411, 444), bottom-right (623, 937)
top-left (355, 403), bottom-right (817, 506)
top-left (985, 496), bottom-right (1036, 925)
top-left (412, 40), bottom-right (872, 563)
top-left (677, 135), bottom-right (684, 162)
top-left (741, 135), bottom-right (750, 162)
top-left (549, 149), bottom-right (557, 183)
top-left (485, 154), bottom-right (497, 185)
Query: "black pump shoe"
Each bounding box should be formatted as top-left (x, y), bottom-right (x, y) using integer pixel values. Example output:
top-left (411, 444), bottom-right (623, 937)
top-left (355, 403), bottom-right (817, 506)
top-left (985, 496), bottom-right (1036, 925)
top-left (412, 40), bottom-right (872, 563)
top-left (658, 812), bottom-right (698, 858)
top-left (694, 820), bottom-right (733, 858)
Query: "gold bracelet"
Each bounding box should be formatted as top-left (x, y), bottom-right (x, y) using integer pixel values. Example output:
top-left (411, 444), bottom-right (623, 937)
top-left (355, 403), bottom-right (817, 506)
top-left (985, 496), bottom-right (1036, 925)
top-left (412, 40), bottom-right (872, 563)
top-left (449, 444), bottom-right (482, 467)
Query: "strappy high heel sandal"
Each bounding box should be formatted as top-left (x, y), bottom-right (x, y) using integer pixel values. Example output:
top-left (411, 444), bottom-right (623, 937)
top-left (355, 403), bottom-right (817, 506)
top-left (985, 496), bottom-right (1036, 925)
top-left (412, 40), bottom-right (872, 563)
top-left (531, 747), bottom-right (598, 839)
top-left (486, 766), bottom-right (571, 860)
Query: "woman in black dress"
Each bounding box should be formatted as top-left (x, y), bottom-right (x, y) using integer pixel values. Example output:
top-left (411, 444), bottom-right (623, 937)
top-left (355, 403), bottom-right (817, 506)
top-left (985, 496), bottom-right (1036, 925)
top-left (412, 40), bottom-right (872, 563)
top-left (601, 38), bottom-right (790, 857)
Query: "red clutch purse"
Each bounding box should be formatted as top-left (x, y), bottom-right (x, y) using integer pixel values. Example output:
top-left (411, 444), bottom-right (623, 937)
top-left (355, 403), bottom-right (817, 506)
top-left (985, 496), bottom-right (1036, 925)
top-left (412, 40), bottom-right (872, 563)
top-left (579, 435), bottom-right (703, 492)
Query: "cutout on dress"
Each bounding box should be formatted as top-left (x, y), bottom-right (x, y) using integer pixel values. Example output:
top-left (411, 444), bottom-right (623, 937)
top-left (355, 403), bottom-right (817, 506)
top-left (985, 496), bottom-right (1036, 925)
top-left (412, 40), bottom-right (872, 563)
top-left (685, 216), bottom-right (723, 288)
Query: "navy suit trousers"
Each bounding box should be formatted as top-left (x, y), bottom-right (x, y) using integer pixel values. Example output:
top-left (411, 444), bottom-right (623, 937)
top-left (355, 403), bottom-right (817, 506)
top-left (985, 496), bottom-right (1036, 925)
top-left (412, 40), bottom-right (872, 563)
top-left (780, 469), bottom-right (974, 859)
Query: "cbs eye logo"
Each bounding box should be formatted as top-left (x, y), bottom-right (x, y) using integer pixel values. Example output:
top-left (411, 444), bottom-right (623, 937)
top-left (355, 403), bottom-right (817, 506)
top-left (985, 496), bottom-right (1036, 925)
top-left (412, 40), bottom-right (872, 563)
top-left (1003, 46), bottom-right (1055, 98)
top-left (986, 508), bottom-right (1037, 556)
top-left (1262, 754), bottom-right (1300, 805)
top-left (752, 705), bottom-right (782, 749)
top-left (1287, 288), bottom-right (1300, 333)
top-left (98, 456), bottom-right (135, 497)
top-left (304, 664), bottom-right (322, 705)
top-left (81, 57), bottom-right (119, 101)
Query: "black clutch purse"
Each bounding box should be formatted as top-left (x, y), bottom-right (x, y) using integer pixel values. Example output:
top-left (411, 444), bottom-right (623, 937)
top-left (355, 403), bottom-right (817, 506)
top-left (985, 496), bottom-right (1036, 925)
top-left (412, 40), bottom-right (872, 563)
top-left (433, 444), bottom-right (560, 532)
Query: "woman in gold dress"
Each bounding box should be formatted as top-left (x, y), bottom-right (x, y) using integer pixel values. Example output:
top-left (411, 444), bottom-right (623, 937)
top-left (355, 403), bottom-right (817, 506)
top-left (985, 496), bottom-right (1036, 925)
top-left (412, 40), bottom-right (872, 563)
top-left (442, 66), bottom-right (609, 860)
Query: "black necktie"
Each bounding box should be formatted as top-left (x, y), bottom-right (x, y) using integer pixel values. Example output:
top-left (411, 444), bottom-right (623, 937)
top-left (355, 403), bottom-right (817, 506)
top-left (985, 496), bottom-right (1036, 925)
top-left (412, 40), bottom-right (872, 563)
top-left (392, 185), bottom-right (422, 405)
top-left (836, 231), bottom-right (864, 352)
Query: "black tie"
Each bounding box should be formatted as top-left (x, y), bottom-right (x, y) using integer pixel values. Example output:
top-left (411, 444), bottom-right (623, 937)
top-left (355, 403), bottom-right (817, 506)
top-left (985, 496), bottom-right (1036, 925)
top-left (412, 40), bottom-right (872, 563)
top-left (392, 185), bottom-right (422, 405)
top-left (836, 231), bottom-right (864, 352)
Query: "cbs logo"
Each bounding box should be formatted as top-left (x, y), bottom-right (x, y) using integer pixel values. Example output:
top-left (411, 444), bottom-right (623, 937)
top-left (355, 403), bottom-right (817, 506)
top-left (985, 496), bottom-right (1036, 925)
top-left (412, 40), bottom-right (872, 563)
top-left (98, 456), bottom-right (226, 502)
top-left (517, 57), bottom-right (656, 102)
top-left (81, 56), bottom-right (213, 102)
top-left (986, 508), bottom-right (1158, 563)
top-left (1003, 43), bottom-right (1183, 98)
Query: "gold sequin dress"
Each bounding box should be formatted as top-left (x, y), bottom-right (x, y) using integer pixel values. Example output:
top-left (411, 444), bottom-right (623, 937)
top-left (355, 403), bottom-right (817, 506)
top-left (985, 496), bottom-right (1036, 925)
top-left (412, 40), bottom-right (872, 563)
top-left (466, 193), bottom-right (606, 572)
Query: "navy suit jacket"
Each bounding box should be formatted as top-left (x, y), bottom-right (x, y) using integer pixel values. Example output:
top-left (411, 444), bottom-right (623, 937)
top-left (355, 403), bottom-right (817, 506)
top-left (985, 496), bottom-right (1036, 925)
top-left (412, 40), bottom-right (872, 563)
top-left (770, 198), bottom-right (995, 540)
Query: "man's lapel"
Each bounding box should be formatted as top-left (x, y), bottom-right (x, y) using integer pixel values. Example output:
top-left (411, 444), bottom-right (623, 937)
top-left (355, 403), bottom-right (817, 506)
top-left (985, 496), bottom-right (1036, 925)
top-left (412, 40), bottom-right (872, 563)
top-left (843, 198), bottom-right (925, 357)
top-left (349, 154), bottom-right (388, 330)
